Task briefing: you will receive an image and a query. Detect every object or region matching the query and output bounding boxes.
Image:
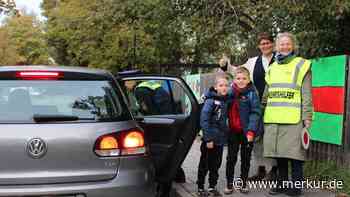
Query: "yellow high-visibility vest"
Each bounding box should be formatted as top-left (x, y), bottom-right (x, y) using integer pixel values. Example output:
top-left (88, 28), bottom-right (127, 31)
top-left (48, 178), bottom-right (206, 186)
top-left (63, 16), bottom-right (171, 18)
top-left (264, 57), bottom-right (311, 124)
top-left (137, 81), bottom-right (162, 90)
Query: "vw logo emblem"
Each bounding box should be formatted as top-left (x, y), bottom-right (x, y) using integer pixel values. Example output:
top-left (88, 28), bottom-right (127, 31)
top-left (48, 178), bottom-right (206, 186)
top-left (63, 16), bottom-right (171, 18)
top-left (27, 138), bottom-right (47, 159)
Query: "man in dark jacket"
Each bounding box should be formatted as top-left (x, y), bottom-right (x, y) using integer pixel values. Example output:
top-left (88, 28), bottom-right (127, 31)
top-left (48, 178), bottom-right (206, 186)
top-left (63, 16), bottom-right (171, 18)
top-left (134, 80), bottom-right (172, 115)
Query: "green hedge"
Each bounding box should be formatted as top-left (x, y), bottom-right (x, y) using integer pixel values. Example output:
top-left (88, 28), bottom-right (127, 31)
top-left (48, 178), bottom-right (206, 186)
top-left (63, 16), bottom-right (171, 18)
top-left (304, 161), bottom-right (350, 195)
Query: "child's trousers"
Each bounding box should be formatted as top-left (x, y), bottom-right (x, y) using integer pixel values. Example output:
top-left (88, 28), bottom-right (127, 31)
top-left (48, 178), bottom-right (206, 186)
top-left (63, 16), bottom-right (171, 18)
top-left (226, 132), bottom-right (254, 188)
top-left (197, 141), bottom-right (224, 189)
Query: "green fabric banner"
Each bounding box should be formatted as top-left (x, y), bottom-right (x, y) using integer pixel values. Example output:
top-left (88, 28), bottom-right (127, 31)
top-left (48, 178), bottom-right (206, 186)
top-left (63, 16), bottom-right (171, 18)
top-left (310, 112), bottom-right (343, 145)
top-left (311, 55), bottom-right (346, 87)
top-left (310, 55), bottom-right (347, 145)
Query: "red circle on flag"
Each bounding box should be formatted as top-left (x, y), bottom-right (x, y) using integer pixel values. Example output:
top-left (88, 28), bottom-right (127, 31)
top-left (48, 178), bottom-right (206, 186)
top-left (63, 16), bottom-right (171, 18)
top-left (301, 128), bottom-right (310, 150)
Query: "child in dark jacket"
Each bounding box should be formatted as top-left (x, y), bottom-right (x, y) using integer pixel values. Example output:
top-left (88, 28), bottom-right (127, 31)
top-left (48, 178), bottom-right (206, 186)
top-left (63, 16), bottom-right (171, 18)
top-left (197, 75), bottom-right (230, 197)
top-left (224, 67), bottom-right (262, 194)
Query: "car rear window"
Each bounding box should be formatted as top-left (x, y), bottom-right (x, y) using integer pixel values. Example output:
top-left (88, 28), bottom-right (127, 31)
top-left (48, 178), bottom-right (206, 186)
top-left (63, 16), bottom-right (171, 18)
top-left (0, 80), bottom-right (130, 123)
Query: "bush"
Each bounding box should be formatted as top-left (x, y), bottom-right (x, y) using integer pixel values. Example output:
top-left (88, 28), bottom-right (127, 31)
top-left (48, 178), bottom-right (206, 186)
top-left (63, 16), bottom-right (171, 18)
top-left (304, 161), bottom-right (350, 195)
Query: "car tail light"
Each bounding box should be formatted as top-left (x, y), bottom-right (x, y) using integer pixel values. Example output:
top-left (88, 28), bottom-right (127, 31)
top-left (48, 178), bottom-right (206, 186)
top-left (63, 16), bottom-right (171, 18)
top-left (100, 136), bottom-right (119, 149)
top-left (16, 71), bottom-right (62, 80)
top-left (95, 135), bottom-right (120, 157)
top-left (122, 131), bottom-right (146, 155)
top-left (123, 131), bottom-right (144, 148)
top-left (94, 129), bottom-right (146, 157)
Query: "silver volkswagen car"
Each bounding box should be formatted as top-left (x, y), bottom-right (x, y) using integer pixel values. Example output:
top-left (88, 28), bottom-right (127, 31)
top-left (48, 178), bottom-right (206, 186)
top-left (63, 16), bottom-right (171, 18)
top-left (0, 66), bottom-right (200, 197)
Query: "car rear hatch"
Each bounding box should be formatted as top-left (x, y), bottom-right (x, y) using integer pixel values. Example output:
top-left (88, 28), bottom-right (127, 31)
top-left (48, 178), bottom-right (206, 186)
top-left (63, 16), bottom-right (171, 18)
top-left (0, 122), bottom-right (136, 185)
top-left (0, 68), bottom-right (137, 185)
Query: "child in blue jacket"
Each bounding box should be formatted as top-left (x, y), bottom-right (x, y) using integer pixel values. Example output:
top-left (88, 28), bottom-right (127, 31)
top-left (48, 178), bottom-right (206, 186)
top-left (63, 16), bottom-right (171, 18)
top-left (197, 75), bottom-right (230, 197)
top-left (224, 67), bottom-right (262, 194)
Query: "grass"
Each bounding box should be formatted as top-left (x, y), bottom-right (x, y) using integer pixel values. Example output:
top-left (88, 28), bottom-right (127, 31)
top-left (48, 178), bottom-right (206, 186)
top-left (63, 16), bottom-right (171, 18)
top-left (304, 160), bottom-right (350, 195)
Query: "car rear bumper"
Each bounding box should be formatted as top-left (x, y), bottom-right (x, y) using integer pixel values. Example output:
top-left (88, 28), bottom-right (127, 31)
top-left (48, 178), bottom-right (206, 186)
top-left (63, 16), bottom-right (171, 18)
top-left (0, 156), bottom-right (156, 197)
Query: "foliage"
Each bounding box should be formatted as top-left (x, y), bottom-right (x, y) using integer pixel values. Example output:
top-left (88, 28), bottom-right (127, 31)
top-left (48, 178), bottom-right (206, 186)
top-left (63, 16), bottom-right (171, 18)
top-left (250, 0), bottom-right (350, 58)
top-left (43, 0), bottom-right (350, 72)
top-left (304, 160), bottom-right (350, 195)
top-left (0, 15), bottom-right (50, 65)
top-left (0, 0), bottom-right (16, 15)
top-left (43, 0), bottom-right (159, 72)
top-left (173, 0), bottom-right (350, 60)
top-left (0, 28), bottom-right (19, 65)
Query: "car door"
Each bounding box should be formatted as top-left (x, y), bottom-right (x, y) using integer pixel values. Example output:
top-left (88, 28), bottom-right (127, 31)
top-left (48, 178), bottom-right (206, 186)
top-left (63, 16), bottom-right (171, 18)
top-left (119, 75), bottom-right (200, 183)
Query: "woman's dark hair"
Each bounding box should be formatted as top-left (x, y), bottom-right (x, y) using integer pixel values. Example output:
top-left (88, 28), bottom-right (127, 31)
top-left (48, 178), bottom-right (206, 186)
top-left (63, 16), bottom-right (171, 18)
top-left (257, 32), bottom-right (274, 44)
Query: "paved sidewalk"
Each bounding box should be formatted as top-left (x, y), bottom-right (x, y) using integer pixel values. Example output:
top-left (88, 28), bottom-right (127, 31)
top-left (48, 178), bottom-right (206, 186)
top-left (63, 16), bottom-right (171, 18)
top-left (175, 137), bottom-right (336, 197)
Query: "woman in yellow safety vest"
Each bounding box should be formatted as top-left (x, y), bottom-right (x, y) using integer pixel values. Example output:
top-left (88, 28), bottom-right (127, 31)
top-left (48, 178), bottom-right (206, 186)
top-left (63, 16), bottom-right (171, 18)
top-left (262, 32), bottom-right (313, 196)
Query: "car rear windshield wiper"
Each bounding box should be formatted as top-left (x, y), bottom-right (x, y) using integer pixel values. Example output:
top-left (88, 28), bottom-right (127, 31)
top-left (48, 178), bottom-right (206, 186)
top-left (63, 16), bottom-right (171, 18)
top-left (33, 114), bottom-right (94, 122)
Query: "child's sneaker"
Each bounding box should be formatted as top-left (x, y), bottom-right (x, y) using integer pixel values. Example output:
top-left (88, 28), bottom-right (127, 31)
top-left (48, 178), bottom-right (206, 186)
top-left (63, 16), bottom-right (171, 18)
top-left (197, 188), bottom-right (208, 197)
top-left (208, 188), bottom-right (222, 197)
top-left (223, 184), bottom-right (233, 195)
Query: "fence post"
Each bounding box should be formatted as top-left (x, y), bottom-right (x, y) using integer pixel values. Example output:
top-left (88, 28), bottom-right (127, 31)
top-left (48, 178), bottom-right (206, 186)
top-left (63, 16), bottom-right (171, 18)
top-left (344, 55), bottom-right (350, 167)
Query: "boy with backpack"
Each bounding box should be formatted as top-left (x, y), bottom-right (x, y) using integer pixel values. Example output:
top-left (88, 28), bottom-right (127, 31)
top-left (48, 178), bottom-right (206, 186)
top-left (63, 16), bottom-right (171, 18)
top-left (224, 67), bottom-right (262, 194)
top-left (197, 75), bottom-right (230, 197)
